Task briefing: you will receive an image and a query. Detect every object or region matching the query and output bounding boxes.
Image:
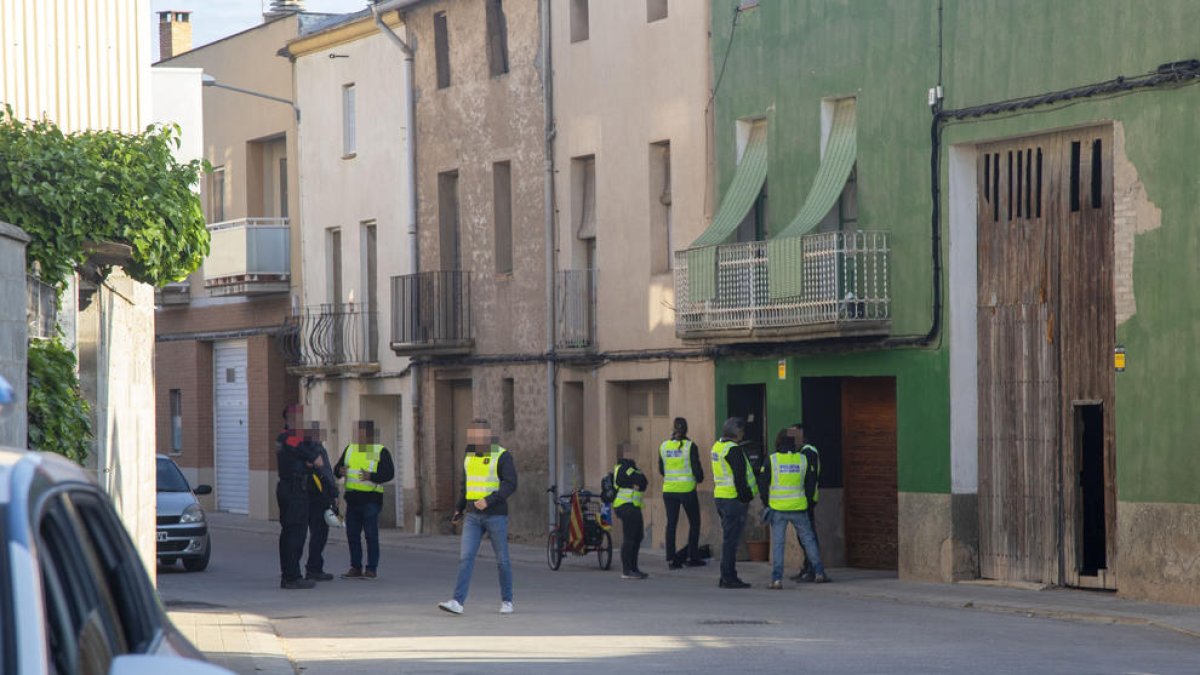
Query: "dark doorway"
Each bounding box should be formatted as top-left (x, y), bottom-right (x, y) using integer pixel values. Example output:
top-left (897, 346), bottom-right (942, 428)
top-left (727, 384), bottom-right (766, 470)
top-left (801, 378), bottom-right (843, 489)
top-left (1077, 404), bottom-right (1107, 576)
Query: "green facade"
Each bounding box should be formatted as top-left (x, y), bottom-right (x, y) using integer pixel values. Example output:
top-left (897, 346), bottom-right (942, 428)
top-left (708, 0), bottom-right (1200, 506)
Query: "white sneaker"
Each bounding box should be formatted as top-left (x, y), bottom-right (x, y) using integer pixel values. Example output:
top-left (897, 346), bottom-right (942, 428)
top-left (499, 601), bottom-right (514, 614)
top-left (438, 599), bottom-right (464, 615)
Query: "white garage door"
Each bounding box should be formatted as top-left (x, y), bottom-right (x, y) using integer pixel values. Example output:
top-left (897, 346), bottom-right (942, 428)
top-left (214, 340), bottom-right (249, 513)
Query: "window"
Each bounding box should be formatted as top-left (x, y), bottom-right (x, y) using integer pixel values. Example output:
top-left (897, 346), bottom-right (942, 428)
top-left (736, 181), bottom-right (768, 242)
top-left (208, 166), bottom-right (225, 223)
top-left (434, 11), bottom-right (451, 89)
top-left (342, 84), bottom-right (357, 156)
top-left (502, 378), bottom-right (515, 431)
top-left (647, 0), bottom-right (668, 22)
top-left (279, 157), bottom-right (289, 218)
top-left (169, 389), bottom-right (183, 453)
top-left (362, 221), bottom-right (379, 360)
top-left (486, 0), bottom-right (509, 77)
top-left (573, 155), bottom-right (596, 240)
top-left (438, 171), bottom-right (461, 271)
top-left (649, 141), bottom-right (672, 273)
top-left (326, 228), bottom-right (343, 305)
top-left (493, 161), bottom-right (513, 274)
top-left (570, 0), bottom-right (589, 42)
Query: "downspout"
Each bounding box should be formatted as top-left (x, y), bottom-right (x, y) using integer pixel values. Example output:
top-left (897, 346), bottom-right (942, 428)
top-left (540, 0), bottom-right (558, 527)
top-left (372, 3), bottom-right (424, 532)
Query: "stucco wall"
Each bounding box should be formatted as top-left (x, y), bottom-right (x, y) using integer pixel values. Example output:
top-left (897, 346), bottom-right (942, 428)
top-left (0, 223), bottom-right (29, 449)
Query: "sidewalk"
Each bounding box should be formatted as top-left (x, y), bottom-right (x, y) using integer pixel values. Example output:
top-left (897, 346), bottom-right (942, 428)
top-left (203, 513), bottom-right (1200, 640)
top-left (167, 601), bottom-right (295, 675)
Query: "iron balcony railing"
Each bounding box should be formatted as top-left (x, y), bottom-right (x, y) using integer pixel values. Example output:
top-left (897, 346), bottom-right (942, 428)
top-left (26, 274), bottom-right (56, 340)
top-left (556, 269), bottom-right (596, 350)
top-left (390, 271), bottom-right (472, 354)
top-left (278, 303), bottom-right (379, 373)
top-left (204, 217), bottom-right (290, 296)
top-left (674, 230), bottom-right (890, 338)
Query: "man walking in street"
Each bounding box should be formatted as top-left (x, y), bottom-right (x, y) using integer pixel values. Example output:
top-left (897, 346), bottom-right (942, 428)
top-left (711, 417), bottom-right (757, 589)
top-left (276, 405), bottom-right (323, 589)
top-left (789, 424), bottom-right (826, 583)
top-left (659, 417), bottom-right (706, 569)
top-left (335, 420), bottom-right (395, 579)
top-left (304, 421), bottom-right (337, 582)
top-left (439, 419), bottom-right (517, 615)
top-left (761, 425), bottom-right (828, 589)
top-left (613, 450), bottom-right (649, 579)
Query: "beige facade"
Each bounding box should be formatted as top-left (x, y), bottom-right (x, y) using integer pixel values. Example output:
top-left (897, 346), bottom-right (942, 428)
top-left (286, 14), bottom-right (416, 529)
top-left (154, 14), bottom-right (312, 521)
top-left (550, 0), bottom-right (717, 555)
top-left (0, 0), bottom-right (159, 575)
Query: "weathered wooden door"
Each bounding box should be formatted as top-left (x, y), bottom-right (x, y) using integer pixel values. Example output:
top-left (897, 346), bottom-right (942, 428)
top-left (842, 377), bottom-right (897, 570)
top-left (976, 126), bottom-right (1115, 587)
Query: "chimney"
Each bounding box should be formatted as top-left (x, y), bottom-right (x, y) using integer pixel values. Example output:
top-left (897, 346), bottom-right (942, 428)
top-left (158, 11), bottom-right (193, 61)
top-left (264, 0), bottom-right (307, 19)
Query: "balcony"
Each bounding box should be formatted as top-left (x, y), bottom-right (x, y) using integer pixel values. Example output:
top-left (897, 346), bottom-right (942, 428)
top-left (556, 269), bottom-right (596, 350)
top-left (278, 304), bottom-right (380, 375)
top-left (390, 271), bottom-right (472, 355)
top-left (26, 274), bottom-right (56, 340)
top-left (204, 218), bottom-right (291, 296)
top-left (155, 281), bottom-right (191, 306)
top-left (674, 230), bottom-right (890, 342)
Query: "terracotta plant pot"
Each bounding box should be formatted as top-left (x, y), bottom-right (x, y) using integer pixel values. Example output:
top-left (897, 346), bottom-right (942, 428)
top-left (747, 539), bottom-right (769, 562)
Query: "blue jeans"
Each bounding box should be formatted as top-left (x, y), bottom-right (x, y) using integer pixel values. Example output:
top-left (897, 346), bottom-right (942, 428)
top-left (453, 512), bottom-right (513, 604)
top-left (345, 499), bottom-right (382, 571)
top-left (771, 509), bottom-right (824, 581)
top-left (715, 498), bottom-right (748, 582)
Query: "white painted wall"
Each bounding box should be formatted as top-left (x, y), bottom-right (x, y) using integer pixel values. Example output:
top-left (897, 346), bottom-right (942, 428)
top-left (949, 144), bottom-right (979, 495)
top-left (151, 67), bottom-right (204, 164)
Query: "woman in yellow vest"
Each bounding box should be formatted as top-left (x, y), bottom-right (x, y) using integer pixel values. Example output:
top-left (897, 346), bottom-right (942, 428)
top-left (439, 419), bottom-right (518, 615)
top-left (711, 417), bottom-right (758, 589)
top-left (333, 420), bottom-right (395, 579)
top-left (658, 417), bottom-right (706, 570)
top-left (613, 450), bottom-right (649, 579)
top-left (760, 426), bottom-right (827, 589)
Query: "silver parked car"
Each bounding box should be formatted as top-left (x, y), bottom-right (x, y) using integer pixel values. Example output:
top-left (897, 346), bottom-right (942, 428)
top-left (155, 456), bottom-right (212, 572)
top-left (1, 446), bottom-right (232, 674)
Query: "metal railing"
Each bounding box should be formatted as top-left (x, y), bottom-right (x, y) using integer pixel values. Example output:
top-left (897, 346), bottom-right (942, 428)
top-left (26, 274), bottom-right (57, 339)
top-left (278, 303), bottom-right (378, 371)
top-left (674, 230), bottom-right (890, 337)
top-left (204, 217), bottom-right (290, 294)
top-left (390, 271), bottom-right (472, 351)
top-left (556, 269), bottom-right (596, 350)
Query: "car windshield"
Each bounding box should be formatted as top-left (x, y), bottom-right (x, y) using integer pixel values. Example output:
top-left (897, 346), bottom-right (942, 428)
top-left (156, 458), bottom-right (191, 492)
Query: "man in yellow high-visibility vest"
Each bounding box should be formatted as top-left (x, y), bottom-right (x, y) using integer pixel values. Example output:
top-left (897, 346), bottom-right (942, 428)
top-left (759, 425), bottom-right (826, 589)
top-left (711, 416), bottom-right (758, 589)
top-left (439, 418), bottom-right (518, 616)
top-left (334, 420), bottom-right (394, 579)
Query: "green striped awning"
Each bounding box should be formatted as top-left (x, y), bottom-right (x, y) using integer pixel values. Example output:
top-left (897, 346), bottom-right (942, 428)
top-left (768, 98), bottom-right (857, 299)
top-left (686, 122), bottom-right (768, 301)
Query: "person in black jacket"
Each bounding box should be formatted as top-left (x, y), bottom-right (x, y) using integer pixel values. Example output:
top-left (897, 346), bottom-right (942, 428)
top-left (303, 421), bottom-right (338, 582)
top-left (658, 417), bottom-right (706, 569)
top-left (712, 416), bottom-right (756, 589)
top-left (334, 420), bottom-right (395, 579)
top-left (613, 451), bottom-right (649, 579)
top-left (276, 405), bottom-right (323, 589)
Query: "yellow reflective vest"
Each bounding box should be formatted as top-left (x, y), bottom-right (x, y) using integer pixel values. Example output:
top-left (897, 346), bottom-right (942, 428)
top-left (768, 451), bottom-right (809, 511)
top-left (344, 444), bottom-right (385, 494)
top-left (659, 439), bottom-right (697, 493)
top-left (711, 440), bottom-right (758, 500)
top-left (464, 445), bottom-right (507, 500)
top-left (612, 463), bottom-right (645, 509)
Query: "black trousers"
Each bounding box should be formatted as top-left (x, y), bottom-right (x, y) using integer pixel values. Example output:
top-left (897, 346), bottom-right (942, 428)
top-left (276, 480), bottom-right (309, 582)
top-left (663, 491), bottom-right (702, 564)
top-left (615, 504), bottom-right (644, 574)
top-left (306, 497), bottom-right (330, 574)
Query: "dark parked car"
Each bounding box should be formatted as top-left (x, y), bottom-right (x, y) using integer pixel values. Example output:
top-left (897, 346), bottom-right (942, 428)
top-left (155, 456), bottom-right (212, 572)
top-left (1, 446), bottom-right (232, 674)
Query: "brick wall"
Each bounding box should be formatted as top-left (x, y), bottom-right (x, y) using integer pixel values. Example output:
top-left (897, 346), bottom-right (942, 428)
top-left (154, 339), bottom-right (213, 469)
top-left (157, 296), bottom-right (291, 336)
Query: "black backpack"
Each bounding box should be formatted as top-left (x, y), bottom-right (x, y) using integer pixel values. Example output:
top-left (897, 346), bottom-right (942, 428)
top-left (599, 472), bottom-right (617, 504)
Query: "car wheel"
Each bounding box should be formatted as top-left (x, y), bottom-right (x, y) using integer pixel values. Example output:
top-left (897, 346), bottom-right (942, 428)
top-left (183, 535), bottom-right (211, 572)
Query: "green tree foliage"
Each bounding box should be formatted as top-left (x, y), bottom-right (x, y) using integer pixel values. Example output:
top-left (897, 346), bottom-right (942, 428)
top-left (0, 106), bottom-right (210, 288)
top-left (27, 339), bottom-right (92, 464)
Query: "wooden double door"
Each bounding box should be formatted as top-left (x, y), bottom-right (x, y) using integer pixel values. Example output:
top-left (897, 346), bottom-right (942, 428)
top-left (976, 126), bottom-right (1116, 588)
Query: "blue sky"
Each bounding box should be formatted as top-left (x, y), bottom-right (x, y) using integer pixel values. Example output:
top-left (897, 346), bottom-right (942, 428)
top-left (151, 0), bottom-right (365, 55)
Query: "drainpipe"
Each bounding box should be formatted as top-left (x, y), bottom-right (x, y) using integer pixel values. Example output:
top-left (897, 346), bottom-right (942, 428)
top-left (540, 0), bottom-right (558, 527)
top-left (371, 2), bottom-right (424, 533)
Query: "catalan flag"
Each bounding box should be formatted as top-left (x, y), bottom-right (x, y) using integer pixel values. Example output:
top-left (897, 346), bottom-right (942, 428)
top-left (567, 491), bottom-right (586, 553)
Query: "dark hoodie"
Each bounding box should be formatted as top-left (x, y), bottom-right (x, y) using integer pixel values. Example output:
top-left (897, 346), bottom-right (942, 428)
top-left (614, 457), bottom-right (648, 494)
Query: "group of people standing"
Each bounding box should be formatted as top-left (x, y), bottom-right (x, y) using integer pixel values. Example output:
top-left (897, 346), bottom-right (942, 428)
top-left (275, 405), bottom-right (395, 589)
top-left (609, 416), bottom-right (827, 589)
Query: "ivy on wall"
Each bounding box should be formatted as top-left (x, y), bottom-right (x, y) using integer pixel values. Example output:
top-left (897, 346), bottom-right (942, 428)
top-left (0, 105), bottom-right (210, 288)
top-left (26, 339), bottom-right (92, 463)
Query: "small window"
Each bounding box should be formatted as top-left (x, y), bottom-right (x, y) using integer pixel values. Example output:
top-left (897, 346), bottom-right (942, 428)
top-left (438, 171), bottom-right (461, 271)
top-left (486, 0), bottom-right (509, 77)
top-left (502, 378), bottom-right (515, 431)
top-left (570, 0), bottom-right (589, 43)
top-left (573, 155), bottom-right (596, 240)
top-left (647, 0), bottom-right (668, 22)
top-left (208, 167), bottom-right (225, 223)
top-left (279, 157), bottom-right (289, 218)
top-left (649, 141), bottom-right (672, 273)
top-left (169, 389), bottom-right (183, 453)
top-left (327, 228), bottom-right (343, 305)
top-left (493, 161), bottom-right (513, 274)
top-left (434, 11), bottom-right (451, 88)
top-left (342, 84), bottom-right (356, 156)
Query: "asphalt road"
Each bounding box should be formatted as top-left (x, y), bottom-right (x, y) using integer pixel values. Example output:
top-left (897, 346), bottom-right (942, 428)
top-left (158, 523), bottom-right (1200, 675)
